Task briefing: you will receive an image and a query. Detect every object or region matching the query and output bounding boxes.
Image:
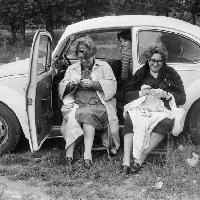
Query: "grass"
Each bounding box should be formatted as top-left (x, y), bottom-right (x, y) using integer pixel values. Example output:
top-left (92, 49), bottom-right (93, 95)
top-left (0, 136), bottom-right (200, 200)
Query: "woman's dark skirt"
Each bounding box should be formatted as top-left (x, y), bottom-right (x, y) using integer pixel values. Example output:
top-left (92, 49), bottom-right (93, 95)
top-left (122, 113), bottom-right (174, 136)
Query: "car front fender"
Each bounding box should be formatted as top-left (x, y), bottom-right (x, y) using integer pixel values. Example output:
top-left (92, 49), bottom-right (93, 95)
top-left (182, 78), bottom-right (200, 124)
top-left (0, 84), bottom-right (31, 145)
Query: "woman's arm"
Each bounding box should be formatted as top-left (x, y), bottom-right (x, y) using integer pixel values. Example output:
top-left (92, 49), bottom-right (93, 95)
top-left (159, 67), bottom-right (186, 106)
top-left (90, 81), bottom-right (103, 91)
top-left (62, 82), bottom-right (77, 97)
top-left (97, 61), bottom-right (117, 101)
top-left (124, 67), bottom-right (146, 103)
top-left (59, 64), bottom-right (80, 99)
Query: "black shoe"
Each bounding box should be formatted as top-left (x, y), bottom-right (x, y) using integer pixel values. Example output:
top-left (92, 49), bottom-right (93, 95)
top-left (132, 162), bottom-right (142, 172)
top-left (65, 157), bottom-right (73, 166)
top-left (59, 151), bottom-right (73, 166)
top-left (84, 159), bottom-right (92, 169)
top-left (121, 165), bottom-right (131, 175)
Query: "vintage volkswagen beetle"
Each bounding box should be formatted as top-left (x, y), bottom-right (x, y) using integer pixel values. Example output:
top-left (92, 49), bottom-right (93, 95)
top-left (1, 15), bottom-right (200, 154)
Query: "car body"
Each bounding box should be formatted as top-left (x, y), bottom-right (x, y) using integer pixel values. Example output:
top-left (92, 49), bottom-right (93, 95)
top-left (1, 15), bottom-right (200, 153)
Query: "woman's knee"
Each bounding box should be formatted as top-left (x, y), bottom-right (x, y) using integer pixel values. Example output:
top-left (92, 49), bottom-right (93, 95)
top-left (83, 123), bottom-right (96, 132)
top-left (153, 118), bottom-right (174, 135)
top-left (122, 113), bottom-right (133, 135)
top-left (124, 132), bottom-right (133, 139)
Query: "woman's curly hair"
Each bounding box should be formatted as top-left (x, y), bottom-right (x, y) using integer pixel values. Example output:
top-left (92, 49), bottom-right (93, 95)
top-left (75, 36), bottom-right (97, 59)
top-left (142, 45), bottom-right (168, 63)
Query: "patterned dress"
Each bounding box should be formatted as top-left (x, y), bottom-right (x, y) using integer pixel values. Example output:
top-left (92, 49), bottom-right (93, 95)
top-left (74, 67), bottom-right (108, 130)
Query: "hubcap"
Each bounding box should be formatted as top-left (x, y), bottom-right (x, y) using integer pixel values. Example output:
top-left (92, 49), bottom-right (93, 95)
top-left (0, 117), bottom-right (9, 147)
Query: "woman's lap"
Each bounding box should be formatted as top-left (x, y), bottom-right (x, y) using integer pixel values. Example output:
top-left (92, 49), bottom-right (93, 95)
top-left (122, 113), bottom-right (174, 136)
top-left (75, 104), bottom-right (108, 130)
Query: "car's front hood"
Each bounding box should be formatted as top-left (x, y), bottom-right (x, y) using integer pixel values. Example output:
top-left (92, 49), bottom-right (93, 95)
top-left (0, 58), bottom-right (30, 78)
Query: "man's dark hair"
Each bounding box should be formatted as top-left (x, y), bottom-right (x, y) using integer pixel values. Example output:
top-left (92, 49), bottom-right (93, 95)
top-left (117, 29), bottom-right (132, 41)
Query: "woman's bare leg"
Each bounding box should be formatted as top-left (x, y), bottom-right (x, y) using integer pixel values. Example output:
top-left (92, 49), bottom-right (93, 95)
top-left (83, 123), bottom-right (95, 161)
top-left (65, 142), bottom-right (76, 158)
top-left (123, 133), bottom-right (133, 166)
top-left (135, 132), bottom-right (165, 165)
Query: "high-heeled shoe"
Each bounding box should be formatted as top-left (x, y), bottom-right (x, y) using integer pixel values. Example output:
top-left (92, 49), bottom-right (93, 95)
top-left (132, 161), bottom-right (142, 172)
top-left (121, 165), bottom-right (131, 175)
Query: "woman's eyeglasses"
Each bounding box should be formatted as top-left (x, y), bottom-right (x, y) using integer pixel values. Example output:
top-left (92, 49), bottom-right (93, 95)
top-left (148, 58), bottom-right (163, 65)
top-left (78, 50), bottom-right (84, 54)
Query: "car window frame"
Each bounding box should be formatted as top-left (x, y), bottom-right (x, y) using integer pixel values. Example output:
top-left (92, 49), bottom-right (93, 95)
top-left (135, 26), bottom-right (200, 66)
top-left (36, 35), bottom-right (52, 76)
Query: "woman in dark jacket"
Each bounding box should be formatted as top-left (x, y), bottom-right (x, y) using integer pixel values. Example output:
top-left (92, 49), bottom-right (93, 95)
top-left (122, 45), bottom-right (186, 174)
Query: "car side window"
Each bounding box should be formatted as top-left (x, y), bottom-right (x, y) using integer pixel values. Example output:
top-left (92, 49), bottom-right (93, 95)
top-left (37, 35), bottom-right (51, 75)
top-left (138, 30), bottom-right (200, 64)
top-left (66, 31), bottom-right (121, 60)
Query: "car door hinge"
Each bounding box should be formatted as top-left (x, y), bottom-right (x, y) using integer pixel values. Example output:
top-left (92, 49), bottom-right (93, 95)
top-left (27, 98), bottom-right (33, 105)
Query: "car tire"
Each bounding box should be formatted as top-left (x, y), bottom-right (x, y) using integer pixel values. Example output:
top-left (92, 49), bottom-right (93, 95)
top-left (187, 100), bottom-right (200, 144)
top-left (0, 103), bottom-right (22, 154)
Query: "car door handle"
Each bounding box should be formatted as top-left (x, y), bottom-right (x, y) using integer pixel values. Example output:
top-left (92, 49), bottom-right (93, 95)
top-left (41, 98), bottom-right (48, 107)
top-left (46, 83), bottom-right (51, 89)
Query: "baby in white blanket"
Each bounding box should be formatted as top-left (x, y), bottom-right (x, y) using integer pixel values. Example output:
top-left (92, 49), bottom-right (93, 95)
top-left (125, 85), bottom-right (171, 118)
top-left (123, 85), bottom-right (184, 160)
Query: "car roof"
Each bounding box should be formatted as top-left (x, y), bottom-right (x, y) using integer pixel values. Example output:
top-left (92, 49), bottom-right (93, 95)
top-left (62, 15), bottom-right (200, 38)
top-left (53, 15), bottom-right (200, 57)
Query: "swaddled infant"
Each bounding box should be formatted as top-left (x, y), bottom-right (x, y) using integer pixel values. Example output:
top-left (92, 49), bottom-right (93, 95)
top-left (130, 85), bottom-right (170, 117)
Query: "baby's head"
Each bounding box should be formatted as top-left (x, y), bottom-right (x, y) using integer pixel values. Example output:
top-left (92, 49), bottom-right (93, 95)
top-left (149, 89), bottom-right (163, 99)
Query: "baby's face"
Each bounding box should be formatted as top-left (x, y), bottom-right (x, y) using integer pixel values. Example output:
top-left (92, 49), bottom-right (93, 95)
top-left (149, 89), bottom-right (163, 99)
top-left (146, 94), bottom-right (158, 101)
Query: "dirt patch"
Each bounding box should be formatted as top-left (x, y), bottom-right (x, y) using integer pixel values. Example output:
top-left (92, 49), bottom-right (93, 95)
top-left (0, 176), bottom-right (51, 200)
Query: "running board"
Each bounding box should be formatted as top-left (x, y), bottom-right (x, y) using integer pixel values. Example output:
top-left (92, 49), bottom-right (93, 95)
top-left (47, 126), bottom-right (62, 138)
top-left (47, 125), bottom-right (170, 155)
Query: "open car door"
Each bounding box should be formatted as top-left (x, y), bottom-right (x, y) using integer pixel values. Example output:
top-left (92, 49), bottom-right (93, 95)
top-left (26, 30), bottom-right (53, 151)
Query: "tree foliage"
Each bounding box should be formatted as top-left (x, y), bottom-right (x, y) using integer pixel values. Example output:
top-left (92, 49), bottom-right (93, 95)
top-left (26, 0), bottom-right (79, 41)
top-left (0, 0), bottom-right (30, 44)
top-left (109, 0), bottom-right (185, 16)
top-left (81, 0), bottom-right (110, 18)
top-left (0, 0), bottom-right (200, 43)
top-left (183, 0), bottom-right (200, 24)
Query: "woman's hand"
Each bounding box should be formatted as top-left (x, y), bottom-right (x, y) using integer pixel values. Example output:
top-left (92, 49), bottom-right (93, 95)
top-left (68, 81), bottom-right (78, 90)
top-left (80, 79), bottom-right (93, 88)
top-left (158, 89), bottom-right (168, 99)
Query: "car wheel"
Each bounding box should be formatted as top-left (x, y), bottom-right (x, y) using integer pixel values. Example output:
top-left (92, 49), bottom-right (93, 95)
top-left (188, 100), bottom-right (200, 144)
top-left (0, 103), bottom-right (22, 154)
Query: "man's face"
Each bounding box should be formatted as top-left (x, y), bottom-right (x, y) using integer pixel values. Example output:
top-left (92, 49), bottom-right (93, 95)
top-left (77, 44), bottom-right (94, 68)
top-left (120, 38), bottom-right (131, 50)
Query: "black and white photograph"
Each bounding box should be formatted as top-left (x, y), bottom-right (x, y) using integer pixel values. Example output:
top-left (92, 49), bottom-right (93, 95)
top-left (0, 0), bottom-right (200, 199)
